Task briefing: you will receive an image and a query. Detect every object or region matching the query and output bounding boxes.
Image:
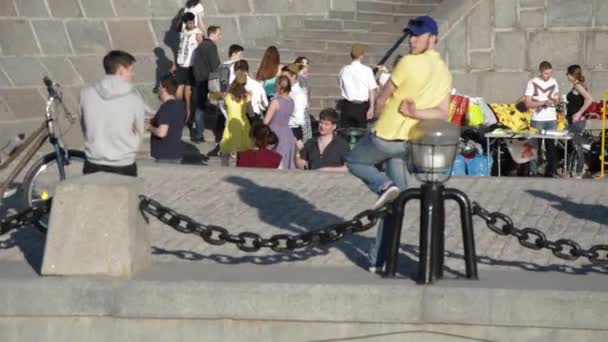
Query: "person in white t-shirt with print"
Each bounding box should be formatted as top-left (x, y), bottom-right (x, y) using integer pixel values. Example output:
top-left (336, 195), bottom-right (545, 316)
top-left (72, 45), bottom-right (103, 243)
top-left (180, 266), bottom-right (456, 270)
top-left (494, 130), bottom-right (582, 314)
top-left (175, 12), bottom-right (202, 123)
top-left (183, 0), bottom-right (206, 34)
top-left (524, 60), bottom-right (560, 177)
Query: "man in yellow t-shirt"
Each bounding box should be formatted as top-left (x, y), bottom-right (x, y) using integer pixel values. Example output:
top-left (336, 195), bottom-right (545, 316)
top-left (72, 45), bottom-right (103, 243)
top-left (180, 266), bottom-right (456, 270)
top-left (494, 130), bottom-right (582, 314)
top-left (346, 15), bottom-right (452, 272)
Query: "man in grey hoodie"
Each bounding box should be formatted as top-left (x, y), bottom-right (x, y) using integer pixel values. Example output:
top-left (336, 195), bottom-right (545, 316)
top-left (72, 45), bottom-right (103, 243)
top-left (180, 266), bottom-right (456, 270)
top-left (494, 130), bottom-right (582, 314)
top-left (80, 50), bottom-right (146, 177)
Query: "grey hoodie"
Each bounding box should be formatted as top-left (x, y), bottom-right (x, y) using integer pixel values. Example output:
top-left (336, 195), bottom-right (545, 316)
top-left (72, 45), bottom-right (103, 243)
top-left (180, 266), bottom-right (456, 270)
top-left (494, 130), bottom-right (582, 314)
top-left (80, 75), bottom-right (145, 166)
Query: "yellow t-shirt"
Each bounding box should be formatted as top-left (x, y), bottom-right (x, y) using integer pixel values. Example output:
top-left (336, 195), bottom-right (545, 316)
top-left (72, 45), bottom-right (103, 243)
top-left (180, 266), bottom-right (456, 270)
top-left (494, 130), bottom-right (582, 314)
top-left (373, 50), bottom-right (452, 140)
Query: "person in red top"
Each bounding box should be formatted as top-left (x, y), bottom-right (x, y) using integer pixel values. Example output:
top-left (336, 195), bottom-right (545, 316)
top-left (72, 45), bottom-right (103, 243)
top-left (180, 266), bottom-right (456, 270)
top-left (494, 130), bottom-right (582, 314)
top-left (237, 123), bottom-right (282, 169)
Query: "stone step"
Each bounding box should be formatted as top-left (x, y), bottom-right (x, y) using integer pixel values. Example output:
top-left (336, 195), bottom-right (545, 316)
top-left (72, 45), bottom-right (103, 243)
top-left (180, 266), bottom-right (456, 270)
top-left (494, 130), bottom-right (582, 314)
top-left (356, 1), bottom-right (436, 16)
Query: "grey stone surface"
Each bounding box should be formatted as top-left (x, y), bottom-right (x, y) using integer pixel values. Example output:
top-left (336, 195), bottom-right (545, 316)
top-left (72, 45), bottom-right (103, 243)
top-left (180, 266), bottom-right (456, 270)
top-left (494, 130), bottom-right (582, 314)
top-left (13, 0), bottom-right (49, 17)
top-left (0, 57), bottom-right (46, 87)
top-left (528, 31), bottom-right (583, 70)
top-left (47, 0), bottom-right (83, 18)
top-left (586, 31), bottom-right (608, 69)
top-left (0, 88), bottom-right (46, 119)
top-left (596, 0), bottom-right (608, 26)
top-left (589, 71), bottom-right (608, 99)
top-left (216, 0), bottom-right (250, 14)
top-left (520, 0), bottom-right (545, 7)
top-left (331, 0), bottom-right (356, 11)
top-left (238, 16), bottom-right (279, 42)
top-left (66, 20), bottom-right (111, 54)
top-left (39, 57), bottom-right (81, 85)
top-left (519, 8), bottom-right (545, 28)
top-left (31, 20), bottom-right (73, 55)
top-left (548, 0), bottom-right (593, 27)
top-left (452, 72), bottom-right (479, 96)
top-left (468, 0), bottom-right (492, 49)
top-left (470, 51), bottom-right (492, 70)
top-left (112, 0), bottom-right (150, 17)
top-left (41, 173), bottom-right (151, 278)
top-left (0, 0), bottom-right (17, 16)
top-left (80, 0), bottom-right (115, 17)
top-left (253, 0), bottom-right (329, 14)
top-left (445, 19), bottom-right (467, 70)
top-left (0, 20), bottom-right (40, 55)
top-left (494, 31), bottom-right (527, 70)
top-left (106, 20), bottom-right (156, 54)
top-left (478, 72), bottom-right (530, 102)
top-left (0, 68), bottom-right (11, 88)
top-left (149, 0), bottom-right (181, 17)
top-left (70, 56), bottom-right (104, 83)
top-left (494, 0), bottom-right (517, 28)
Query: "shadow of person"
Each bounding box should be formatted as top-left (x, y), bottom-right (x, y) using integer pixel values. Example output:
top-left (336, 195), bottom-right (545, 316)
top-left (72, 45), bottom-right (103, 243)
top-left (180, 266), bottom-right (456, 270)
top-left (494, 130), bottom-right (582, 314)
top-left (181, 141), bottom-right (208, 164)
top-left (223, 175), bottom-right (419, 273)
top-left (0, 227), bottom-right (45, 274)
top-left (153, 47), bottom-right (174, 93)
top-left (526, 189), bottom-right (608, 225)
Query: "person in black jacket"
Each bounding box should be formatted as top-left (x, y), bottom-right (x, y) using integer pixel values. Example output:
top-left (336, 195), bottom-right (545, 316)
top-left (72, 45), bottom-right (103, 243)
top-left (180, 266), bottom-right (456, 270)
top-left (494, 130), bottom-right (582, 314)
top-left (190, 25), bottom-right (221, 143)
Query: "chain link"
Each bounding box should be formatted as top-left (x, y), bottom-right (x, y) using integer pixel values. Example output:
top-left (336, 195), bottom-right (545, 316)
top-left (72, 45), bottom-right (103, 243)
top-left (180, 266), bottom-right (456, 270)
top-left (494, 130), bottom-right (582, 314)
top-left (139, 195), bottom-right (388, 253)
top-left (0, 202), bottom-right (50, 235)
top-left (472, 202), bottom-right (608, 265)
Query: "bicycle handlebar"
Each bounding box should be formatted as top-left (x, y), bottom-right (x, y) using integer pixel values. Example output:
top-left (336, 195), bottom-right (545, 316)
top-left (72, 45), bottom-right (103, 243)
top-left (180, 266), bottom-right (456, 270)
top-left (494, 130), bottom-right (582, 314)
top-left (42, 76), bottom-right (75, 123)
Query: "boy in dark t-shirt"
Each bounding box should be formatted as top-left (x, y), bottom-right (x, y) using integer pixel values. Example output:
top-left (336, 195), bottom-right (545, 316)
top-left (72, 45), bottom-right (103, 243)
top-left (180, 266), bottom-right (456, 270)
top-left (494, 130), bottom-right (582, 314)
top-left (149, 76), bottom-right (187, 162)
top-left (296, 108), bottom-right (349, 172)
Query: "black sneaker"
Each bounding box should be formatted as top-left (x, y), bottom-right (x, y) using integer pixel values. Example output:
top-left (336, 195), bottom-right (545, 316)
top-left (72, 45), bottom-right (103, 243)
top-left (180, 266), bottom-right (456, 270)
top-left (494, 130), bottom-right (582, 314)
top-left (373, 185), bottom-right (400, 210)
top-left (207, 145), bottom-right (220, 157)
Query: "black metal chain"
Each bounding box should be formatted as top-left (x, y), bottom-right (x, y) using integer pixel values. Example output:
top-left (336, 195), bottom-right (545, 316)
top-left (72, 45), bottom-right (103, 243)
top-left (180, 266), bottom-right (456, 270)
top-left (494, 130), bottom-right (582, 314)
top-left (139, 195), bottom-right (388, 253)
top-left (0, 202), bottom-right (50, 235)
top-left (472, 202), bottom-right (608, 265)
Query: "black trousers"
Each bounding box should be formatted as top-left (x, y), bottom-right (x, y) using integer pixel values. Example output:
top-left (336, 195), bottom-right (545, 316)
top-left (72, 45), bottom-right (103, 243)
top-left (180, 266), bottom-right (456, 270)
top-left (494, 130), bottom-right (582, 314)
top-left (83, 159), bottom-right (137, 177)
top-left (339, 100), bottom-right (369, 129)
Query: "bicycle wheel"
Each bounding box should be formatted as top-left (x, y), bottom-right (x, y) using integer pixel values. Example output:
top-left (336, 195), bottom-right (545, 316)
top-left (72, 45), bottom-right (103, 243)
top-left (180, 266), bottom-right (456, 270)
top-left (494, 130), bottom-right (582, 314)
top-left (21, 149), bottom-right (85, 232)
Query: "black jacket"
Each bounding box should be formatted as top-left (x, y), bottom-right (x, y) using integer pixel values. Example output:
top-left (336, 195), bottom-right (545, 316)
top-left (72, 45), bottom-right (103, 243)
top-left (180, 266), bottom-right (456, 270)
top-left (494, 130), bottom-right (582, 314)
top-left (192, 39), bottom-right (220, 83)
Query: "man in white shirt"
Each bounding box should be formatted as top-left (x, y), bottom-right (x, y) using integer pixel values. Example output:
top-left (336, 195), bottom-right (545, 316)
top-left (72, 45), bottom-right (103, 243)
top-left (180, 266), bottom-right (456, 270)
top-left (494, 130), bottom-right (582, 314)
top-left (338, 43), bottom-right (378, 129)
top-left (282, 63), bottom-right (308, 144)
top-left (175, 12), bottom-right (203, 122)
top-left (524, 60), bottom-right (560, 177)
top-left (234, 60), bottom-right (268, 119)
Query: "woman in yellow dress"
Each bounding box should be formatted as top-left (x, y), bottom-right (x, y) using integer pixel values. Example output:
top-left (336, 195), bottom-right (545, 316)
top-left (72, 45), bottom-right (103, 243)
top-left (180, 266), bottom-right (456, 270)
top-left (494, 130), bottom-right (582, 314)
top-left (220, 72), bottom-right (253, 163)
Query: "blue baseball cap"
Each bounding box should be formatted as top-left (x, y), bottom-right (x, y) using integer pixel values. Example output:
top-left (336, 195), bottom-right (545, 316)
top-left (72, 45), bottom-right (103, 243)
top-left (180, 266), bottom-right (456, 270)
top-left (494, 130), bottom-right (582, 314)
top-left (406, 16), bottom-right (438, 36)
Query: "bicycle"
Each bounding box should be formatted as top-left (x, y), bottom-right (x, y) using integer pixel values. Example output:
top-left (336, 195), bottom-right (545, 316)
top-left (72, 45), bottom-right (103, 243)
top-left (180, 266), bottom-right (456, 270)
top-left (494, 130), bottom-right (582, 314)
top-left (0, 77), bottom-right (85, 231)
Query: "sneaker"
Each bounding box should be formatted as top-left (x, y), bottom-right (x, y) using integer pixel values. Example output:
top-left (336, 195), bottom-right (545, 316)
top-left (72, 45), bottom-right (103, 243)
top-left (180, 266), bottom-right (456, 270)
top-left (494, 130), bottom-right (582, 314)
top-left (373, 185), bottom-right (400, 210)
top-left (368, 265), bottom-right (385, 274)
top-left (207, 145), bottom-right (220, 157)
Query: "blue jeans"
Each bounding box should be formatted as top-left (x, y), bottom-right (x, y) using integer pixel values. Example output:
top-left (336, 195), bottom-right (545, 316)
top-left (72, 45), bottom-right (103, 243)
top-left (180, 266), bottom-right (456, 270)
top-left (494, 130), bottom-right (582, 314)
top-left (529, 120), bottom-right (557, 176)
top-left (347, 133), bottom-right (409, 267)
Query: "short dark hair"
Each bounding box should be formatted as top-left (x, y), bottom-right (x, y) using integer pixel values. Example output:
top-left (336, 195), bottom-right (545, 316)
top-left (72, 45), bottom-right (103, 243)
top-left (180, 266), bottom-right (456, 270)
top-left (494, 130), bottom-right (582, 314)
top-left (229, 44), bottom-right (244, 58)
top-left (207, 25), bottom-right (220, 37)
top-left (160, 75), bottom-right (178, 95)
top-left (234, 59), bottom-right (249, 72)
top-left (103, 50), bottom-right (136, 75)
top-left (319, 108), bottom-right (339, 124)
top-left (182, 12), bottom-right (195, 23)
top-left (539, 61), bottom-right (552, 71)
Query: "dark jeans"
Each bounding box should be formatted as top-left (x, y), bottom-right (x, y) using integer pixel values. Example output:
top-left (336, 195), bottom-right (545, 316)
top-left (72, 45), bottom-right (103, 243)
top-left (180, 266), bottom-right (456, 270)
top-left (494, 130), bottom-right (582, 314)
top-left (83, 159), bottom-right (137, 177)
top-left (339, 100), bottom-right (369, 129)
top-left (191, 81), bottom-right (208, 142)
top-left (214, 108), bottom-right (226, 143)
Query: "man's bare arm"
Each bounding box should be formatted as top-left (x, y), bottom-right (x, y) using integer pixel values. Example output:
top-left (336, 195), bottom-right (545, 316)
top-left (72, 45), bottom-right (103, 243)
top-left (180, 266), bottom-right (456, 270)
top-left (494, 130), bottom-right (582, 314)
top-left (375, 80), bottom-right (396, 116)
top-left (399, 94), bottom-right (450, 120)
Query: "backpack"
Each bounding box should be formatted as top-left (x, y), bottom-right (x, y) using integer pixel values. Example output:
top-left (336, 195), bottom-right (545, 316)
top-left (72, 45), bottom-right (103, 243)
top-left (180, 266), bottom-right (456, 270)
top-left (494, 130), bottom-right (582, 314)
top-left (208, 63), bottom-right (232, 93)
top-left (170, 8), bottom-right (185, 32)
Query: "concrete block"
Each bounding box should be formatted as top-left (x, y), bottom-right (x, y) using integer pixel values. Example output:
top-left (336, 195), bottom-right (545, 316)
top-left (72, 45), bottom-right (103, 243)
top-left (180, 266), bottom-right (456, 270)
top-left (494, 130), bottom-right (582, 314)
top-left (47, 0), bottom-right (83, 17)
top-left (520, 0), bottom-right (545, 7)
top-left (40, 57), bottom-right (82, 86)
top-left (478, 72), bottom-right (531, 102)
top-left (132, 55), bottom-right (157, 83)
top-left (150, 0), bottom-right (182, 17)
top-left (452, 72), bottom-right (479, 97)
top-left (445, 19), bottom-right (467, 70)
top-left (238, 16), bottom-right (279, 42)
top-left (0, 57), bottom-right (46, 87)
top-left (470, 51), bottom-right (492, 70)
top-left (469, 0), bottom-right (492, 49)
top-left (66, 20), bottom-right (111, 54)
top-left (596, 0), bottom-right (608, 26)
top-left (586, 31), bottom-right (608, 69)
top-left (280, 15), bottom-right (324, 30)
top-left (0, 0), bottom-right (17, 16)
top-left (41, 173), bottom-right (151, 278)
top-left (528, 31), bottom-right (583, 70)
top-left (253, 0), bottom-right (328, 14)
top-left (0, 95), bottom-right (13, 120)
top-left (0, 66), bottom-right (11, 87)
top-left (0, 20), bottom-right (40, 55)
top-left (304, 19), bottom-right (342, 30)
top-left (70, 56), bottom-right (104, 83)
top-left (80, 0), bottom-right (115, 17)
top-left (216, 0), bottom-right (250, 14)
top-left (0, 88), bottom-right (46, 119)
top-left (106, 20), bottom-right (156, 54)
top-left (331, 0), bottom-right (356, 11)
top-left (113, 0), bottom-right (150, 17)
top-left (519, 8), bottom-right (545, 28)
top-left (13, 0), bottom-right (49, 17)
top-left (494, 0), bottom-right (517, 28)
top-left (32, 20), bottom-right (73, 55)
top-left (589, 71), bottom-right (608, 100)
top-left (494, 31), bottom-right (526, 70)
top-left (548, 0), bottom-right (593, 27)
top-left (329, 10), bottom-right (355, 20)
top-left (135, 84), bottom-right (161, 112)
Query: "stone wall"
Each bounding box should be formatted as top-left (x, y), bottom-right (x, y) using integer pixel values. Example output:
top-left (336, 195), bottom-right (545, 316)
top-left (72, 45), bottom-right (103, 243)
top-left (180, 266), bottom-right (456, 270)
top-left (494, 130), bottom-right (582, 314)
top-left (0, 0), bottom-right (348, 143)
top-left (436, 0), bottom-right (608, 103)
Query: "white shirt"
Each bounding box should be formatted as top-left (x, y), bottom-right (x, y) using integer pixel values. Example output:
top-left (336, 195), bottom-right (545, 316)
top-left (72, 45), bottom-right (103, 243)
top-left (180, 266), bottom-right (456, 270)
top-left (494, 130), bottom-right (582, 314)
top-left (289, 83), bottom-right (308, 128)
top-left (246, 75), bottom-right (268, 116)
top-left (338, 60), bottom-right (378, 102)
top-left (176, 28), bottom-right (202, 67)
top-left (525, 77), bottom-right (560, 121)
top-left (183, 4), bottom-right (204, 30)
